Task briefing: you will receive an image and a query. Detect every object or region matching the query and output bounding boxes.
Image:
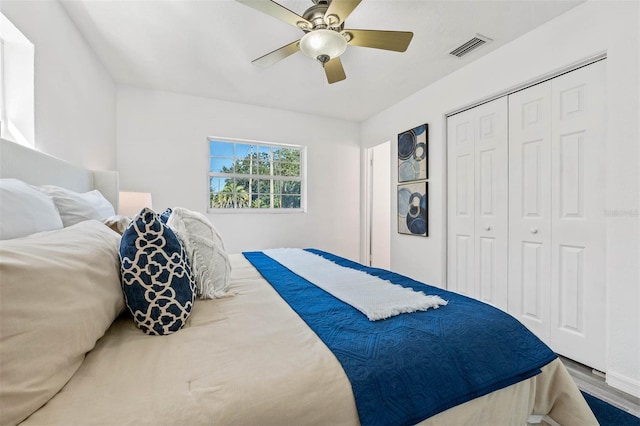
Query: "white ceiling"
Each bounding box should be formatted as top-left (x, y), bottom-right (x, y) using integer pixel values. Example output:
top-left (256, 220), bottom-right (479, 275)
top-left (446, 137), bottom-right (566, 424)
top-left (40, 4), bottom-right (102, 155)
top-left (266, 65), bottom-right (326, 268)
top-left (60, 0), bottom-right (582, 122)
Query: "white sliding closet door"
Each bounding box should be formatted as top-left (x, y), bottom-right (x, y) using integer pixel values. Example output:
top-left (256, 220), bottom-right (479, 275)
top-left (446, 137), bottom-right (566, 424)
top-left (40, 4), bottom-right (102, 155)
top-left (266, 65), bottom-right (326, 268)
top-left (549, 62), bottom-right (606, 371)
top-left (447, 97), bottom-right (509, 310)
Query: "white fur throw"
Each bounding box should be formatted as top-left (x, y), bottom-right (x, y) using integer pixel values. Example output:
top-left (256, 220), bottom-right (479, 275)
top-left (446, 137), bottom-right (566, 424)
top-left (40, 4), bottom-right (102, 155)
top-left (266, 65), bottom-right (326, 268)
top-left (167, 208), bottom-right (232, 298)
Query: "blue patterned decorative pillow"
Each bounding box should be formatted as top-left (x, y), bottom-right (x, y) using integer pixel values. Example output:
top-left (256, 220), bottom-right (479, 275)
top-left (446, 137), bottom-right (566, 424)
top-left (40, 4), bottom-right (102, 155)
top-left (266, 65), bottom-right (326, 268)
top-left (159, 207), bottom-right (172, 224)
top-left (119, 208), bottom-right (195, 335)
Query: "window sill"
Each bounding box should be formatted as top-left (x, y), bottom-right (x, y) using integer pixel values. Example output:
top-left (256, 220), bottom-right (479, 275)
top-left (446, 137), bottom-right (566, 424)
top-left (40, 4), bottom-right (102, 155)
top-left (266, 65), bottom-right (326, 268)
top-left (207, 208), bottom-right (306, 215)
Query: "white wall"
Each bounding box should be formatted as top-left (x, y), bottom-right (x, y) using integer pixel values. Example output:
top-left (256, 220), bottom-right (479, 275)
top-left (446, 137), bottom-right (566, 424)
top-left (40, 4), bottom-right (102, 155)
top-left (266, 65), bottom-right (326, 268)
top-left (360, 1), bottom-right (639, 395)
top-left (0, 0), bottom-right (116, 170)
top-left (117, 86), bottom-right (361, 260)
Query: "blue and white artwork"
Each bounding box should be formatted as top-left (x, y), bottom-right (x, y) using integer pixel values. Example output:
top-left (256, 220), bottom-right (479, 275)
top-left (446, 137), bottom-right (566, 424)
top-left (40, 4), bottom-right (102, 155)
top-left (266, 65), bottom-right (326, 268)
top-left (398, 181), bottom-right (428, 236)
top-left (398, 124), bottom-right (428, 182)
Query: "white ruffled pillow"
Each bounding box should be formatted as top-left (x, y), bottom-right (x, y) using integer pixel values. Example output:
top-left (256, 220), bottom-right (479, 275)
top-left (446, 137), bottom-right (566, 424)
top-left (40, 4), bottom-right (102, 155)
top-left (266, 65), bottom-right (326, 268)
top-left (41, 185), bottom-right (115, 227)
top-left (166, 207), bottom-right (232, 299)
top-left (0, 179), bottom-right (64, 240)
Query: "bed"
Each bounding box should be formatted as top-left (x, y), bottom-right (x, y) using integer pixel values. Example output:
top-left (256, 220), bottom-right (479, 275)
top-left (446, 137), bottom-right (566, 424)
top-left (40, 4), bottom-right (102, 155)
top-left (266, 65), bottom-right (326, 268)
top-left (0, 138), bottom-right (597, 425)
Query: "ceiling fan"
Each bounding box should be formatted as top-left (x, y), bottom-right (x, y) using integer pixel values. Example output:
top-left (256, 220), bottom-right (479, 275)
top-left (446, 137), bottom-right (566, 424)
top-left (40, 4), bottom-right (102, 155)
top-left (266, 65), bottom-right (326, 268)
top-left (236, 0), bottom-right (414, 84)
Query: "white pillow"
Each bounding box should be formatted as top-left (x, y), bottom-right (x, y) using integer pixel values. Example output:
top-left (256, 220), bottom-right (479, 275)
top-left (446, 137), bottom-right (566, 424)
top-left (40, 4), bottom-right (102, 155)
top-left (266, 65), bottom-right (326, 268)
top-left (101, 215), bottom-right (132, 235)
top-left (41, 185), bottom-right (115, 227)
top-left (0, 179), bottom-right (64, 240)
top-left (0, 220), bottom-right (124, 425)
top-left (166, 207), bottom-right (232, 299)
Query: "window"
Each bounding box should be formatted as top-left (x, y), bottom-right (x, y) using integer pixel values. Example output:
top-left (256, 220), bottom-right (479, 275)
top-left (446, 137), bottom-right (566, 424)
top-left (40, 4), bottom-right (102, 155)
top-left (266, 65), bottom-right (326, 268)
top-left (0, 13), bottom-right (35, 147)
top-left (208, 138), bottom-right (305, 211)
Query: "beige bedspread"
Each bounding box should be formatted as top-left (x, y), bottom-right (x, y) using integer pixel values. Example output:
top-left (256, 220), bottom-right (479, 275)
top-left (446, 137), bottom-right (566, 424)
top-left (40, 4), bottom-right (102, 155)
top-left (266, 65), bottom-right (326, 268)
top-left (22, 254), bottom-right (596, 425)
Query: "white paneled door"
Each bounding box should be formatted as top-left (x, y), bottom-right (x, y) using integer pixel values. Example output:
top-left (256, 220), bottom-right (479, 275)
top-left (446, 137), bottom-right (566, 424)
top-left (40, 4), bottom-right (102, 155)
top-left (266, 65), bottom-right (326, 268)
top-left (448, 60), bottom-right (606, 371)
top-left (447, 109), bottom-right (475, 298)
top-left (447, 97), bottom-right (509, 311)
top-left (508, 81), bottom-right (553, 344)
top-left (509, 62), bottom-right (606, 370)
top-left (549, 62), bottom-right (606, 371)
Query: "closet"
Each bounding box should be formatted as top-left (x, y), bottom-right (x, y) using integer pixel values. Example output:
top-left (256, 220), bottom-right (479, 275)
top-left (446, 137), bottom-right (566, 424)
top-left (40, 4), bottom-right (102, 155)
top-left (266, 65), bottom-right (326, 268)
top-left (447, 60), bottom-right (606, 371)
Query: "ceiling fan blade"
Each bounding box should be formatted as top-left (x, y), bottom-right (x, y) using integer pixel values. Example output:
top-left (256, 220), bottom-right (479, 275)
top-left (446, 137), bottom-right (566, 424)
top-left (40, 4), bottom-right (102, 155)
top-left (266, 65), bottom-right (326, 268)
top-left (324, 57), bottom-right (346, 84)
top-left (252, 40), bottom-right (301, 68)
top-left (236, 0), bottom-right (312, 30)
top-left (324, 0), bottom-right (362, 26)
top-left (344, 29), bottom-right (413, 52)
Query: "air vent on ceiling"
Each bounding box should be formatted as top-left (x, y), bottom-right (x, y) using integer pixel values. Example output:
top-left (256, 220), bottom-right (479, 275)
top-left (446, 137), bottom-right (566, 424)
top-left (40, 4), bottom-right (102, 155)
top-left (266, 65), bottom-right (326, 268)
top-left (449, 34), bottom-right (492, 58)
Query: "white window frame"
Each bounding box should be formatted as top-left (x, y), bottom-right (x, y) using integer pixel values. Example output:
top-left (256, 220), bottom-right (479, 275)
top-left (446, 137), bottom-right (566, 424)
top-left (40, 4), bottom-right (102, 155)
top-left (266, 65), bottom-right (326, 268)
top-left (0, 12), bottom-right (35, 147)
top-left (207, 137), bottom-right (307, 214)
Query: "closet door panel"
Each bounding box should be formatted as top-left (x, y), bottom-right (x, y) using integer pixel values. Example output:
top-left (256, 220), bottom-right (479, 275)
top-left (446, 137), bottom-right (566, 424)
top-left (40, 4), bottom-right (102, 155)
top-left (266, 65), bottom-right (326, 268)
top-left (521, 242), bottom-right (543, 319)
top-left (550, 61), bottom-right (606, 371)
top-left (508, 82), bottom-right (552, 343)
top-left (474, 98), bottom-right (508, 310)
top-left (447, 114), bottom-right (476, 297)
top-left (447, 97), bottom-right (508, 308)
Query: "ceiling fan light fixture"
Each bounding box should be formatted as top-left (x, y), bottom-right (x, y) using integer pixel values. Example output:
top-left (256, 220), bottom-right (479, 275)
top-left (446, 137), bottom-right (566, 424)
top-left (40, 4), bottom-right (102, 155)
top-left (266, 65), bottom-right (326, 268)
top-left (299, 29), bottom-right (348, 62)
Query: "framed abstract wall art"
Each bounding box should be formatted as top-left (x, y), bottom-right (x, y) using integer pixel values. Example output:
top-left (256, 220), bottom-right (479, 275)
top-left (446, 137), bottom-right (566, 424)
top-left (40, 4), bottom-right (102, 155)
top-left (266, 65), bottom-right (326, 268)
top-left (397, 181), bottom-right (428, 237)
top-left (398, 124), bottom-right (428, 182)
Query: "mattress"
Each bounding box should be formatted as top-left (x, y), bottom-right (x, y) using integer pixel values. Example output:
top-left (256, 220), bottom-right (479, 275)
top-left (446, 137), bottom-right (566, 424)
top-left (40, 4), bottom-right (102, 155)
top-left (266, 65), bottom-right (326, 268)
top-left (21, 254), bottom-right (596, 425)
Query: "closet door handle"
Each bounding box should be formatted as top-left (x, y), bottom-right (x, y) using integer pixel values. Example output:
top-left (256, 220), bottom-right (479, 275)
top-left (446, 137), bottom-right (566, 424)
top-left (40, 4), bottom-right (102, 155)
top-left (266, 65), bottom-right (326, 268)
top-left (530, 228), bottom-right (538, 234)
top-left (484, 225), bottom-right (491, 231)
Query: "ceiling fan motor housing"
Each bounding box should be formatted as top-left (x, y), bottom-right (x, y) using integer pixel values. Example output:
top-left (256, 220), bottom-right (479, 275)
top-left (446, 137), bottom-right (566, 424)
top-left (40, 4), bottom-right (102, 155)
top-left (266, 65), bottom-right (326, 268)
top-left (302, 0), bottom-right (343, 31)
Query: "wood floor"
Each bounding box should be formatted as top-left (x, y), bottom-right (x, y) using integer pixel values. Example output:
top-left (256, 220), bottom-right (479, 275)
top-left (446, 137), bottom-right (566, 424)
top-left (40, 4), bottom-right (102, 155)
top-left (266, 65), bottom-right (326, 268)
top-left (560, 356), bottom-right (640, 418)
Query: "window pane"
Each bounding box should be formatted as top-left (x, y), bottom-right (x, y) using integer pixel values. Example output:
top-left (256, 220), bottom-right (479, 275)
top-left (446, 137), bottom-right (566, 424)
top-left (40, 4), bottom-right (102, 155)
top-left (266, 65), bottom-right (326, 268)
top-left (235, 143), bottom-right (254, 159)
top-left (255, 147), bottom-right (270, 175)
top-left (257, 179), bottom-right (271, 194)
top-left (210, 177), bottom-right (234, 208)
top-left (236, 177), bottom-right (250, 192)
top-left (279, 162), bottom-right (300, 177)
top-left (282, 180), bottom-right (301, 195)
top-left (234, 180), bottom-right (251, 208)
top-left (236, 156), bottom-right (251, 174)
top-left (281, 195), bottom-right (301, 208)
top-left (263, 162), bottom-right (272, 176)
top-left (251, 194), bottom-right (271, 209)
top-left (209, 141), bottom-right (234, 157)
top-left (280, 148), bottom-right (300, 163)
top-left (210, 177), bottom-right (227, 193)
top-left (210, 157), bottom-right (235, 173)
top-left (250, 155), bottom-right (260, 175)
top-left (272, 147), bottom-right (282, 161)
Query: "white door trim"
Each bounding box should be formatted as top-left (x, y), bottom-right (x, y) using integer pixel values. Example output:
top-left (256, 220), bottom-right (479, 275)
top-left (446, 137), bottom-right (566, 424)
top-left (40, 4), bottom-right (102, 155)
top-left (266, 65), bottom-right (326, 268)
top-left (365, 141), bottom-right (391, 268)
top-left (444, 52), bottom-right (606, 119)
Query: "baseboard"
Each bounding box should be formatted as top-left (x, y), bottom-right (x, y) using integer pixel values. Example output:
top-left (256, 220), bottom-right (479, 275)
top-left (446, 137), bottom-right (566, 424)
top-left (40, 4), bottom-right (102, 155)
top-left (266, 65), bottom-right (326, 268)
top-left (607, 370), bottom-right (640, 398)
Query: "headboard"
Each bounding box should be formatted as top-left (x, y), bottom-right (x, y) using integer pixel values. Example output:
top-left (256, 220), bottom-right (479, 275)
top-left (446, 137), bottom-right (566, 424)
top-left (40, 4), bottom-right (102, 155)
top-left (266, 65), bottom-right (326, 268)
top-left (0, 138), bottom-right (119, 211)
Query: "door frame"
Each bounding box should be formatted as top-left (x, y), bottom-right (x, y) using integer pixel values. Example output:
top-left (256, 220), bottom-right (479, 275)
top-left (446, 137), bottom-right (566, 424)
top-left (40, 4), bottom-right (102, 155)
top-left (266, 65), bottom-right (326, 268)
top-left (364, 140), bottom-right (391, 268)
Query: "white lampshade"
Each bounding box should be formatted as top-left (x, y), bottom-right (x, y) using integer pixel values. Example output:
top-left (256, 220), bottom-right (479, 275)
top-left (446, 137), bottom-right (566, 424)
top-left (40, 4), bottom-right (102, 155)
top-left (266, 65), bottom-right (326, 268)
top-left (119, 191), bottom-right (153, 217)
top-left (299, 29), bottom-right (348, 62)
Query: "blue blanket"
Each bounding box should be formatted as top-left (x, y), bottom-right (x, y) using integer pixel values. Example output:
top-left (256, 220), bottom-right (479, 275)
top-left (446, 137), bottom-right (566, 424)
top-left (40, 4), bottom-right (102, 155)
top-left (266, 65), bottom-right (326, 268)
top-left (243, 249), bottom-right (556, 426)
